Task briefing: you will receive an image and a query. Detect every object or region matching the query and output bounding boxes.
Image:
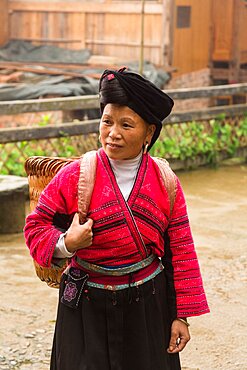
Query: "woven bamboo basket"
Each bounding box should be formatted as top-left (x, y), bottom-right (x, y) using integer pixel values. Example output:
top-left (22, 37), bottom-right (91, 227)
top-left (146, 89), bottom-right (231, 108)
top-left (25, 156), bottom-right (77, 288)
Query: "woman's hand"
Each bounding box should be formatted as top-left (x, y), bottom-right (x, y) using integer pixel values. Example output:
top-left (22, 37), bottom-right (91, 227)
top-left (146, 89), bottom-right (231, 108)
top-left (167, 319), bottom-right (190, 354)
top-left (64, 213), bottom-right (94, 253)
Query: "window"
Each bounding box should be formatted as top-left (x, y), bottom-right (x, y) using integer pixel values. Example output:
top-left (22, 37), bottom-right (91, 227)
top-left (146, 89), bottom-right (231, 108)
top-left (216, 97), bottom-right (231, 106)
top-left (177, 6), bottom-right (191, 28)
top-left (232, 94), bottom-right (246, 104)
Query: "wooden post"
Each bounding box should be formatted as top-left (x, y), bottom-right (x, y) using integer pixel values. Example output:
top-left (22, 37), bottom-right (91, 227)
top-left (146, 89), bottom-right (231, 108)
top-left (208, 0), bottom-right (214, 85)
top-left (139, 0), bottom-right (145, 76)
top-left (229, 0), bottom-right (241, 83)
top-left (0, 0), bottom-right (9, 46)
top-left (168, 0), bottom-right (175, 67)
top-left (162, 0), bottom-right (171, 68)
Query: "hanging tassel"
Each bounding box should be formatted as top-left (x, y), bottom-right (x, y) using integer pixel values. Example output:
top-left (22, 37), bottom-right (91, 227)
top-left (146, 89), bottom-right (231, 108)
top-left (152, 278), bottom-right (156, 295)
top-left (135, 285), bottom-right (140, 302)
top-left (128, 273), bottom-right (134, 304)
top-left (84, 288), bottom-right (90, 301)
top-left (112, 291), bottom-right (117, 306)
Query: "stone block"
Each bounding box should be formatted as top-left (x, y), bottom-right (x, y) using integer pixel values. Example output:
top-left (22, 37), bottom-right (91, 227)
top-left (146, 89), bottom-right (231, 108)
top-left (0, 175), bottom-right (28, 234)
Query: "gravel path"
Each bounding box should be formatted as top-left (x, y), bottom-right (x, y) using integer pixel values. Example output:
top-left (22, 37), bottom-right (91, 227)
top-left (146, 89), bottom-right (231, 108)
top-left (0, 164), bottom-right (246, 370)
top-left (0, 234), bottom-right (58, 370)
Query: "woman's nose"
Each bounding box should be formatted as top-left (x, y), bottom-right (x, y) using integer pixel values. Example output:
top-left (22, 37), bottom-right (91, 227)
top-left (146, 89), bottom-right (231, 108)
top-left (109, 125), bottom-right (121, 139)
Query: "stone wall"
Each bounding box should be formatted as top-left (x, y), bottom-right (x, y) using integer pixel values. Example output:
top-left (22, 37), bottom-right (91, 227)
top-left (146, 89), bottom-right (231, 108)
top-left (166, 68), bottom-right (211, 111)
top-left (0, 111), bottom-right (62, 129)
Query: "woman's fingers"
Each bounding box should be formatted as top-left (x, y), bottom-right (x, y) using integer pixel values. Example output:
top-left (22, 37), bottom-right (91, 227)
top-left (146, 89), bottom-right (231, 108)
top-left (176, 335), bottom-right (190, 352)
top-left (167, 330), bottom-right (178, 353)
top-left (167, 320), bottom-right (190, 354)
top-left (167, 335), bottom-right (190, 354)
top-left (65, 215), bottom-right (94, 252)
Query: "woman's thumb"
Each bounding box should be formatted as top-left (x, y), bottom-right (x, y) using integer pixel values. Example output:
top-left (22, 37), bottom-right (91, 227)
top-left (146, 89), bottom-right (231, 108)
top-left (85, 218), bottom-right (94, 228)
top-left (71, 212), bottom-right (80, 225)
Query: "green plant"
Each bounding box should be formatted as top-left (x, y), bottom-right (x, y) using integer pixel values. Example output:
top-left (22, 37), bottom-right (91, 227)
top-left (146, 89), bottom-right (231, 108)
top-left (1, 116), bottom-right (246, 176)
top-left (150, 115), bottom-right (247, 166)
top-left (38, 114), bottom-right (52, 126)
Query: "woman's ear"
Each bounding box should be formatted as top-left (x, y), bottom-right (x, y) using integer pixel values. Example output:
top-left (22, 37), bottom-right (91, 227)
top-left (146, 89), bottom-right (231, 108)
top-left (146, 124), bottom-right (156, 142)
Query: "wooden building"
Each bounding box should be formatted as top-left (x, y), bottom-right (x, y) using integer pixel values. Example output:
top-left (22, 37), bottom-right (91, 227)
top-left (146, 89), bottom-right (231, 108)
top-left (0, 0), bottom-right (8, 46)
top-left (1, 0), bottom-right (247, 85)
top-left (211, 0), bottom-right (247, 85)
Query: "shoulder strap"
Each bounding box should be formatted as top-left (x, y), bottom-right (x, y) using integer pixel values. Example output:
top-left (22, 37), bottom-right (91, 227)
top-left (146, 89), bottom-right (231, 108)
top-left (78, 150), bottom-right (98, 223)
top-left (152, 157), bottom-right (177, 217)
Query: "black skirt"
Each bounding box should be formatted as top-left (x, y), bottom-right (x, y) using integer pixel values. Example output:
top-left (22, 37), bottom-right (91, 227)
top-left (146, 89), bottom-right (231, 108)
top-left (50, 270), bottom-right (181, 370)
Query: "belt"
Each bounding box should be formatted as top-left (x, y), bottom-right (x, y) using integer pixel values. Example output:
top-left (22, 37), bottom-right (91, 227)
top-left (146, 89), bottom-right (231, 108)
top-left (75, 254), bottom-right (157, 276)
top-left (86, 262), bottom-right (164, 291)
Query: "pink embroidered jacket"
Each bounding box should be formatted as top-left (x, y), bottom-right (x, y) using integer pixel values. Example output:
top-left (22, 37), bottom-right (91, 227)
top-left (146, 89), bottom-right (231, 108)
top-left (24, 148), bottom-right (209, 318)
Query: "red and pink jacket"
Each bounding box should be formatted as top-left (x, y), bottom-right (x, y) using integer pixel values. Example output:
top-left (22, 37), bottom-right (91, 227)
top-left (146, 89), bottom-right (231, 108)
top-left (24, 148), bottom-right (209, 318)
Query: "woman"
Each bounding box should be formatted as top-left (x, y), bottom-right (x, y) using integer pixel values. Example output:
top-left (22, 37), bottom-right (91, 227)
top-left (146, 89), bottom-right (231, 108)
top-left (24, 67), bottom-right (209, 370)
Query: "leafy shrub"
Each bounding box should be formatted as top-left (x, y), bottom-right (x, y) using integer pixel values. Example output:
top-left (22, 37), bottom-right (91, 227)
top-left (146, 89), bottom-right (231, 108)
top-left (150, 115), bottom-right (247, 165)
top-left (0, 115), bottom-right (246, 176)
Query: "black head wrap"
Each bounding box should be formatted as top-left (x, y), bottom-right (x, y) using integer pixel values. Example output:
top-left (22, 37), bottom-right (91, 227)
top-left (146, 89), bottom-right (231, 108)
top-left (99, 67), bottom-right (174, 149)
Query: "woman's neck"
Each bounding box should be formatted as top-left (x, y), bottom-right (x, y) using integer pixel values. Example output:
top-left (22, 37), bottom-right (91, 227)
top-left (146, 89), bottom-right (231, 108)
top-left (109, 151), bottom-right (143, 200)
top-left (109, 151), bottom-right (142, 165)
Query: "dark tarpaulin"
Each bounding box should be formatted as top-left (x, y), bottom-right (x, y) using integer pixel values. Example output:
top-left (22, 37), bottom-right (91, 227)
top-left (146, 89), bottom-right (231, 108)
top-left (0, 41), bottom-right (171, 120)
top-left (0, 41), bottom-right (171, 89)
top-left (0, 40), bottom-right (91, 64)
top-left (0, 75), bottom-right (99, 101)
top-left (0, 75), bottom-right (101, 119)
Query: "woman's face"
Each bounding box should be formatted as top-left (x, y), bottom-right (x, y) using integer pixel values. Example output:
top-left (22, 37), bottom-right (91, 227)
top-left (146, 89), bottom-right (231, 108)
top-left (99, 104), bottom-right (155, 160)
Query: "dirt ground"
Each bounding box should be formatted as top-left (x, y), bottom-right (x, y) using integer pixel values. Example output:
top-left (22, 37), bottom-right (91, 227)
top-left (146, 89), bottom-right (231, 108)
top-left (0, 164), bottom-right (246, 370)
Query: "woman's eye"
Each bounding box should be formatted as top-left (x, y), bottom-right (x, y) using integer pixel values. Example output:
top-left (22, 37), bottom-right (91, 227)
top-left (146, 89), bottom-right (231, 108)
top-left (123, 123), bottom-right (132, 128)
top-left (103, 119), bottom-right (111, 125)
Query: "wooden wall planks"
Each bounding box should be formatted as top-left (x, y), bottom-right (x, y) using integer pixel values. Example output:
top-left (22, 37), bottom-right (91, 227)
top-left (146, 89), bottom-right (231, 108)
top-left (8, 1), bottom-right (165, 65)
top-left (172, 0), bottom-right (211, 75)
top-left (3, 0), bottom-right (247, 76)
top-left (0, 0), bottom-right (9, 45)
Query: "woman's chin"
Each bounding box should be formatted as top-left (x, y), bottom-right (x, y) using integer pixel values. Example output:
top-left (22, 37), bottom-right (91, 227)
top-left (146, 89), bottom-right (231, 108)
top-left (104, 146), bottom-right (123, 160)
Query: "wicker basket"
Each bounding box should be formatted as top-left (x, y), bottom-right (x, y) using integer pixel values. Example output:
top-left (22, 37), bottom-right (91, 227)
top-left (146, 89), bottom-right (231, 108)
top-left (25, 156), bottom-right (77, 288)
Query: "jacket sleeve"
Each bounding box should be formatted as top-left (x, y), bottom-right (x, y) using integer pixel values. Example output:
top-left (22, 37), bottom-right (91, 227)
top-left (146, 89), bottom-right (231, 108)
top-left (24, 160), bottom-right (80, 267)
top-left (162, 176), bottom-right (210, 319)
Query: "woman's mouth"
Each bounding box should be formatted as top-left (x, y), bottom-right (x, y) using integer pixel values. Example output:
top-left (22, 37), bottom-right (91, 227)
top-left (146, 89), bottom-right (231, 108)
top-left (106, 143), bottom-right (122, 149)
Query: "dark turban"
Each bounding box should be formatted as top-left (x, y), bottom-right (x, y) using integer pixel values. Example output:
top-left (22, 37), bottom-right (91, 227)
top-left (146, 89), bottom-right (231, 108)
top-left (99, 67), bottom-right (174, 149)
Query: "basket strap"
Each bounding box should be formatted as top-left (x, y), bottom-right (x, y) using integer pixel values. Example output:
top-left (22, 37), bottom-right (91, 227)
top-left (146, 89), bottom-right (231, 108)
top-left (78, 150), bottom-right (97, 223)
top-left (152, 157), bottom-right (177, 217)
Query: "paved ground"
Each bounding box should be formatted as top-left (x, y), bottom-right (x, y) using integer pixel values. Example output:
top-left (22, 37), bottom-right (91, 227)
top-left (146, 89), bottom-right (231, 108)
top-left (0, 163), bottom-right (246, 370)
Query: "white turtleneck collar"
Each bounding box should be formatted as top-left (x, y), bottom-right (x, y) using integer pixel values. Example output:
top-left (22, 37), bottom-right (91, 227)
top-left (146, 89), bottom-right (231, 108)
top-left (109, 151), bottom-right (143, 200)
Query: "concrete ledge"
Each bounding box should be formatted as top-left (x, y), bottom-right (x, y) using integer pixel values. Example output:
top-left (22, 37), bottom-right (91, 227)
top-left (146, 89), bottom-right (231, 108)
top-left (0, 175), bottom-right (29, 234)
